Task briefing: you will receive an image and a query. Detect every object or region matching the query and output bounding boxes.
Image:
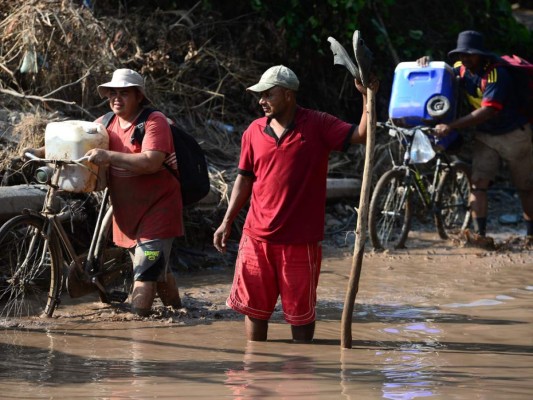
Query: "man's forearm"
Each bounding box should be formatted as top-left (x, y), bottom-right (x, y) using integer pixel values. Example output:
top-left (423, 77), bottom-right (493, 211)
top-left (450, 106), bottom-right (498, 130)
top-left (223, 174), bottom-right (253, 224)
top-left (97, 150), bottom-right (166, 174)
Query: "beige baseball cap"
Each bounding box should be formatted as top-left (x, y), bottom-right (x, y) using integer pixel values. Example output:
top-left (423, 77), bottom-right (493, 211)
top-left (247, 65), bottom-right (299, 92)
top-left (97, 68), bottom-right (151, 104)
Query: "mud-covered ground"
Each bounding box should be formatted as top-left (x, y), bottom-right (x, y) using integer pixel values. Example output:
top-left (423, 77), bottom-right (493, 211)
top-left (6, 187), bottom-right (529, 330)
top-left (2, 232), bottom-right (531, 400)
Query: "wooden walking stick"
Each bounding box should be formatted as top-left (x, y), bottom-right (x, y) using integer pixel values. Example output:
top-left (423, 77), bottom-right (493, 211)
top-left (340, 84), bottom-right (376, 349)
top-left (329, 31), bottom-right (376, 349)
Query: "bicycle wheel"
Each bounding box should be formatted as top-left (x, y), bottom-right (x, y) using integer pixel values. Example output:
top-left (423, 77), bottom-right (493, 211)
top-left (435, 162), bottom-right (472, 239)
top-left (369, 168), bottom-right (413, 250)
top-left (0, 215), bottom-right (61, 320)
top-left (91, 206), bottom-right (133, 304)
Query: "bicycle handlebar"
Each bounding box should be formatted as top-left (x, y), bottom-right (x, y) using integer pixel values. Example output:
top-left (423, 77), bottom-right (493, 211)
top-left (376, 121), bottom-right (435, 136)
top-left (24, 152), bottom-right (90, 164)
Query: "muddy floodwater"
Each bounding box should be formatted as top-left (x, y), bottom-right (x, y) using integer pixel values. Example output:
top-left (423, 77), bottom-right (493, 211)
top-left (1, 233), bottom-right (532, 399)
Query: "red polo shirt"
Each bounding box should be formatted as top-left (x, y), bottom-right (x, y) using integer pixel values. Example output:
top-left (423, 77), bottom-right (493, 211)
top-left (238, 107), bottom-right (354, 244)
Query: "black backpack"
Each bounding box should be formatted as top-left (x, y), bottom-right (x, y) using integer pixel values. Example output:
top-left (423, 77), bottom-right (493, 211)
top-left (101, 108), bottom-right (210, 206)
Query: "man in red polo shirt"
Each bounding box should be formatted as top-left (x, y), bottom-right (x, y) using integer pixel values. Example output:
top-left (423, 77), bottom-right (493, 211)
top-left (213, 65), bottom-right (377, 342)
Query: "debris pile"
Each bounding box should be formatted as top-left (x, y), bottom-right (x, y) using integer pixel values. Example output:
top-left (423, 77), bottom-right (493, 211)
top-left (0, 1), bottom-right (378, 261)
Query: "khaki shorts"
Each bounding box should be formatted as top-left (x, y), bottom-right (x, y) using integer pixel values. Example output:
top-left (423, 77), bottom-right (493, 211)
top-left (472, 125), bottom-right (533, 190)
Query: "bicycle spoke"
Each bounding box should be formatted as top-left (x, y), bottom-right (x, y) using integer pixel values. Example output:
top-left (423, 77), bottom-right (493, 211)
top-left (369, 169), bottom-right (412, 250)
top-left (375, 121), bottom-right (472, 246)
top-left (0, 216), bottom-right (60, 321)
top-left (435, 164), bottom-right (471, 239)
top-left (379, 187), bottom-right (402, 243)
top-left (87, 205), bottom-right (133, 304)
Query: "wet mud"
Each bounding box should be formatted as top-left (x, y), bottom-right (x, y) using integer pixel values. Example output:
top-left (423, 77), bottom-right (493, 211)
top-left (1, 230), bottom-right (532, 399)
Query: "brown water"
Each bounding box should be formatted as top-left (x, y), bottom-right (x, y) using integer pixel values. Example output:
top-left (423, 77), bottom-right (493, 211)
top-left (1, 237), bottom-right (532, 399)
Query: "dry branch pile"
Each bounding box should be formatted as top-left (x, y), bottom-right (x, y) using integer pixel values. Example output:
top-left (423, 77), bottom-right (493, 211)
top-left (0, 1), bottom-right (255, 204)
top-left (0, 1), bottom-right (381, 257)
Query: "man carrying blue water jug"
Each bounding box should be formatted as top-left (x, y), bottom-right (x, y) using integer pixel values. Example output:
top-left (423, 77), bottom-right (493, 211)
top-left (418, 30), bottom-right (533, 247)
top-left (24, 69), bottom-right (184, 315)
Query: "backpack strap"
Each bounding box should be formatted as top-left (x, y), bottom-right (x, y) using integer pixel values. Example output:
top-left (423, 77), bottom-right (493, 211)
top-left (100, 108), bottom-right (155, 143)
top-left (163, 157), bottom-right (180, 181)
top-left (101, 107), bottom-right (179, 180)
top-left (130, 108), bottom-right (181, 182)
top-left (130, 107), bottom-right (155, 145)
top-left (101, 111), bottom-right (115, 127)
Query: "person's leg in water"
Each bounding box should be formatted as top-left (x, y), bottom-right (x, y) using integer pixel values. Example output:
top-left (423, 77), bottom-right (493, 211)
top-left (157, 271), bottom-right (182, 308)
top-left (226, 234), bottom-right (278, 341)
top-left (469, 133), bottom-right (497, 239)
top-left (470, 179), bottom-right (490, 236)
top-left (131, 281), bottom-right (157, 316)
top-left (291, 321), bottom-right (315, 343)
top-left (245, 316), bottom-right (268, 341)
top-left (280, 242), bottom-right (321, 343)
top-left (132, 275), bottom-right (181, 316)
top-left (518, 189), bottom-right (533, 240)
top-left (130, 238), bottom-right (179, 316)
top-left (465, 179), bottom-right (496, 249)
top-left (245, 317), bottom-right (316, 342)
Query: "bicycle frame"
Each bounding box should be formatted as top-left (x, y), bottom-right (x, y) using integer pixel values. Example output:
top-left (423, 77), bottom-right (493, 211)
top-left (26, 156), bottom-right (113, 296)
top-left (369, 121), bottom-right (471, 250)
top-left (385, 124), bottom-right (454, 215)
top-left (0, 154), bottom-right (131, 319)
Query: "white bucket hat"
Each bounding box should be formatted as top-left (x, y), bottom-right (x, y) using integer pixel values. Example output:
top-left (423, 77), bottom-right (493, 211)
top-left (247, 65), bottom-right (299, 92)
top-left (97, 68), bottom-right (151, 104)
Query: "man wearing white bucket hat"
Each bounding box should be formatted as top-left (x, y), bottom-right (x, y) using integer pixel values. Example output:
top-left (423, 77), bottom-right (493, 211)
top-left (22, 69), bottom-right (183, 315)
top-left (213, 65), bottom-right (378, 342)
top-left (86, 68), bottom-right (183, 316)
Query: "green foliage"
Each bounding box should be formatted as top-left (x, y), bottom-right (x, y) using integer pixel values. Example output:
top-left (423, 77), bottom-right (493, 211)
top-left (4, 0), bottom-right (532, 125)
top-left (373, 0), bottom-right (532, 62)
top-left (172, 1), bottom-right (533, 78)
top-left (250, 0), bottom-right (368, 52)
top-left (242, 0), bottom-right (532, 92)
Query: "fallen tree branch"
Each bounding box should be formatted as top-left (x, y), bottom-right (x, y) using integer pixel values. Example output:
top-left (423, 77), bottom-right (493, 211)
top-left (44, 70), bottom-right (91, 98)
top-left (0, 88), bottom-right (76, 105)
top-left (0, 87), bottom-right (96, 120)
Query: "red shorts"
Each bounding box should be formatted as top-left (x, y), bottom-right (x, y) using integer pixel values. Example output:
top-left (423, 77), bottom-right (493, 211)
top-left (226, 233), bottom-right (322, 326)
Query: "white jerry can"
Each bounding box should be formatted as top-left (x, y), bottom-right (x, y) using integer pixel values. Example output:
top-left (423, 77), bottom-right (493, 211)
top-left (44, 120), bottom-right (109, 192)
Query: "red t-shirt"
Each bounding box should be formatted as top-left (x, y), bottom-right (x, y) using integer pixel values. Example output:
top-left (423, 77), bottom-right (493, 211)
top-left (238, 107), bottom-right (354, 244)
top-left (99, 111), bottom-right (183, 248)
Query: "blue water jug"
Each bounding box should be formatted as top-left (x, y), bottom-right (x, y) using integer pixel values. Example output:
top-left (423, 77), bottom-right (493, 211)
top-left (388, 61), bottom-right (457, 127)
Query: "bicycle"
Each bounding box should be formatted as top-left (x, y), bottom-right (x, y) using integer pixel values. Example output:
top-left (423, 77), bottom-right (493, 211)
top-left (0, 153), bottom-right (132, 320)
top-left (368, 121), bottom-right (471, 250)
